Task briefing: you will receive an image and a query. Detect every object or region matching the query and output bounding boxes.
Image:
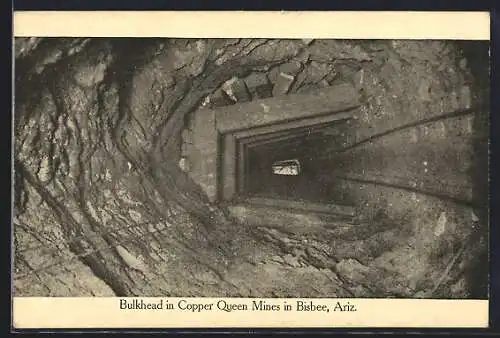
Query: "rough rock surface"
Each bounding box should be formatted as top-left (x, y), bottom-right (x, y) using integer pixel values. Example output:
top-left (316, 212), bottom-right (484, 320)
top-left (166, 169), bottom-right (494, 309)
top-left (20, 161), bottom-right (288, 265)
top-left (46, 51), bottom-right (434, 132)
top-left (13, 38), bottom-right (488, 298)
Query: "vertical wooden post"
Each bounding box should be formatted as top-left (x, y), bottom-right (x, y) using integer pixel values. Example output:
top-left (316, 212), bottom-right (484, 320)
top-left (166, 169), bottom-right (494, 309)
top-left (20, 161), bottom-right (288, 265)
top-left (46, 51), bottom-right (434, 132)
top-left (221, 134), bottom-right (237, 201)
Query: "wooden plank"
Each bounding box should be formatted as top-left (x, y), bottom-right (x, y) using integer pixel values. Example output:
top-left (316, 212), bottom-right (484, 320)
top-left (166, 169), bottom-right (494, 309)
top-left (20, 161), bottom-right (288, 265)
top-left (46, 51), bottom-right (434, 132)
top-left (215, 83), bottom-right (360, 133)
top-left (237, 141), bottom-right (246, 195)
top-left (242, 196), bottom-right (356, 217)
top-left (231, 111), bottom-right (354, 141)
top-left (221, 134), bottom-right (237, 201)
top-left (238, 119), bottom-right (350, 149)
top-left (226, 204), bottom-right (351, 233)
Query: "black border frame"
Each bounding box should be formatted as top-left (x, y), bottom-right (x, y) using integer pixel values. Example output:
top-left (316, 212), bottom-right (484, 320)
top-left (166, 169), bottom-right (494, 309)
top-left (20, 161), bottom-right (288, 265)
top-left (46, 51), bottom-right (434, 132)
top-left (8, 2), bottom-right (499, 336)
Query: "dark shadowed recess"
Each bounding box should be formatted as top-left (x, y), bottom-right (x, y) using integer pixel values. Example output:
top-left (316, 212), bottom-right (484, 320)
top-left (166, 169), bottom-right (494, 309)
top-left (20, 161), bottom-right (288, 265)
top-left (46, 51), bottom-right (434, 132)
top-left (457, 41), bottom-right (490, 299)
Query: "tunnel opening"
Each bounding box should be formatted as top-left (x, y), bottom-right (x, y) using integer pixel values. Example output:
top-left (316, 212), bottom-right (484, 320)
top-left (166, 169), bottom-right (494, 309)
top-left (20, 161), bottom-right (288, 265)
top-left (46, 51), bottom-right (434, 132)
top-left (216, 116), bottom-right (359, 221)
top-left (239, 119), bottom-right (353, 205)
top-left (188, 82), bottom-right (361, 208)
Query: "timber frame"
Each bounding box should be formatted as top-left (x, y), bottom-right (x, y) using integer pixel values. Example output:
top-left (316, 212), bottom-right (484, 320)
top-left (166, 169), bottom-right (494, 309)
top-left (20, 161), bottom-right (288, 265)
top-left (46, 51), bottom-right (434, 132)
top-left (188, 82), bottom-right (361, 203)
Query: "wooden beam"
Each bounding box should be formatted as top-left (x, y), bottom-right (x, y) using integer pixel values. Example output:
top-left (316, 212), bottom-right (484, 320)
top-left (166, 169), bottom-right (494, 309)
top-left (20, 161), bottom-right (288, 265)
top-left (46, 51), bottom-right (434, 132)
top-left (190, 84), bottom-right (360, 202)
top-left (220, 134), bottom-right (237, 201)
top-left (230, 111), bottom-right (354, 141)
top-left (215, 83), bottom-right (360, 133)
top-left (242, 196), bottom-right (356, 217)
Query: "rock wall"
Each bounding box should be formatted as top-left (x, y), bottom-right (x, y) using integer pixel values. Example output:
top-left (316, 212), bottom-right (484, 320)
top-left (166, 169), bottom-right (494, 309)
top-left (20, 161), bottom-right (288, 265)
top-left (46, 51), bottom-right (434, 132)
top-left (176, 39), bottom-right (489, 298)
top-left (319, 41), bottom-right (489, 298)
top-left (13, 38), bottom-right (489, 298)
top-left (13, 38), bottom-right (323, 296)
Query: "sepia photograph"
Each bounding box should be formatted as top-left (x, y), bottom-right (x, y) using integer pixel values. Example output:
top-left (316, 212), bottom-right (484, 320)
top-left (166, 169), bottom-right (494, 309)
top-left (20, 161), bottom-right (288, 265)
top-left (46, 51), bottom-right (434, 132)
top-left (13, 35), bottom-right (490, 304)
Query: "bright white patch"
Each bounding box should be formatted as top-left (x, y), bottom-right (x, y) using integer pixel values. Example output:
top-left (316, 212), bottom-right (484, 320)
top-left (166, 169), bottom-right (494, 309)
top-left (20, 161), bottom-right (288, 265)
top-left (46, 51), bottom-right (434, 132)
top-left (195, 40), bottom-right (205, 52)
top-left (128, 209), bottom-right (143, 223)
top-left (272, 159), bottom-right (301, 176)
top-left (222, 77), bottom-right (238, 101)
top-left (279, 72), bottom-right (295, 81)
top-left (38, 155), bottom-right (51, 182)
top-left (105, 169), bottom-right (112, 181)
top-left (434, 211), bottom-right (447, 236)
top-left (178, 157), bottom-right (190, 172)
top-left (471, 211), bottom-right (479, 222)
top-left (202, 96), bottom-right (211, 107)
top-left (115, 245), bottom-right (149, 273)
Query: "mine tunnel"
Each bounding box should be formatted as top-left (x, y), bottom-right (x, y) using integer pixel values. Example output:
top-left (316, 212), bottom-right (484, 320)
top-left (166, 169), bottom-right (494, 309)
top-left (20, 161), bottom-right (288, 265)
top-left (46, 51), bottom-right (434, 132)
top-left (14, 37), bottom-right (490, 300)
top-left (243, 120), bottom-right (352, 204)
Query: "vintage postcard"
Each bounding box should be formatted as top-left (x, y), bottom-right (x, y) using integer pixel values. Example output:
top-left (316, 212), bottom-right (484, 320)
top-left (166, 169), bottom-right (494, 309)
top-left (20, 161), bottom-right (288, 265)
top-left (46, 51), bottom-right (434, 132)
top-left (12, 11), bottom-right (490, 329)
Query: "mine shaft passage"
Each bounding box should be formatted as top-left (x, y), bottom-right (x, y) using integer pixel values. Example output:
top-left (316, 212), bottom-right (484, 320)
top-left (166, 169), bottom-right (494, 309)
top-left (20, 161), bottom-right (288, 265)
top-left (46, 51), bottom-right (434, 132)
top-left (239, 119), bottom-right (352, 204)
